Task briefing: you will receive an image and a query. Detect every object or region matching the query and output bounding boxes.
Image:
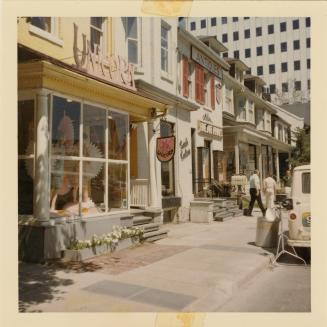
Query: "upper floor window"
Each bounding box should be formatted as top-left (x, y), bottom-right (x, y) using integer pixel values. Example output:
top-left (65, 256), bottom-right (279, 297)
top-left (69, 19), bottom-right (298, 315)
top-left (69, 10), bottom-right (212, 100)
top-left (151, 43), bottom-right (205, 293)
top-left (244, 29), bottom-right (250, 39)
top-left (161, 22), bottom-right (170, 73)
top-left (268, 24), bottom-right (274, 34)
top-left (201, 19), bottom-right (206, 29)
top-left (293, 40), bottom-right (300, 50)
top-left (307, 58), bottom-right (311, 69)
top-left (234, 50), bottom-right (239, 59)
top-left (245, 48), bottom-right (251, 58)
top-left (293, 19), bottom-right (299, 29)
top-left (225, 86), bottom-right (233, 113)
top-left (281, 62), bottom-right (288, 72)
top-left (306, 17), bottom-right (311, 27)
top-left (269, 84), bottom-right (276, 94)
top-left (222, 17), bottom-right (227, 24)
top-left (30, 17), bottom-right (52, 32)
top-left (282, 82), bottom-right (288, 92)
top-left (28, 17), bottom-right (63, 46)
top-left (126, 17), bottom-right (138, 64)
top-left (307, 79), bottom-right (311, 90)
top-left (256, 46), bottom-right (263, 56)
top-left (90, 17), bottom-right (105, 52)
top-left (269, 64), bottom-right (275, 74)
top-left (222, 33), bottom-right (228, 43)
top-left (233, 31), bottom-right (239, 41)
top-left (280, 22), bottom-right (287, 32)
top-left (268, 44), bottom-right (275, 54)
top-left (257, 66), bottom-right (263, 76)
top-left (256, 27), bottom-right (262, 36)
top-left (244, 17), bottom-right (250, 20)
top-left (281, 42), bottom-right (287, 52)
top-left (294, 60), bottom-right (301, 71)
top-left (246, 68), bottom-right (251, 75)
top-left (295, 81), bottom-right (301, 91)
top-left (195, 65), bottom-right (205, 104)
top-left (306, 38), bottom-right (311, 48)
top-left (211, 18), bottom-right (217, 26)
top-left (232, 17), bottom-right (239, 22)
top-left (190, 22), bottom-right (196, 31)
top-left (223, 52), bottom-right (228, 58)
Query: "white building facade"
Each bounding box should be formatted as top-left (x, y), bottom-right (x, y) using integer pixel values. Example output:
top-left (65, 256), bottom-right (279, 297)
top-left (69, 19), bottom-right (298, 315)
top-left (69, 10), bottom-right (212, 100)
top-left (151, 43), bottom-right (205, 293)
top-left (185, 17), bottom-right (311, 106)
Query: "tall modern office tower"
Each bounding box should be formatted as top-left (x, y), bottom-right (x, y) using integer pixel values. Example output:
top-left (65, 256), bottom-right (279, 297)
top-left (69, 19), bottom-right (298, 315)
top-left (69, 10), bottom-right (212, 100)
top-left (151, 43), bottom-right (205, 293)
top-left (184, 17), bottom-right (311, 107)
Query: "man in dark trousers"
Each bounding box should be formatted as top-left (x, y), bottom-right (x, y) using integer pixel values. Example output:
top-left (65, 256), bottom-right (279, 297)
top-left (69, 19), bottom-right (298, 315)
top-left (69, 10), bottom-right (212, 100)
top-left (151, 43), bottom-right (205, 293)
top-left (247, 170), bottom-right (266, 217)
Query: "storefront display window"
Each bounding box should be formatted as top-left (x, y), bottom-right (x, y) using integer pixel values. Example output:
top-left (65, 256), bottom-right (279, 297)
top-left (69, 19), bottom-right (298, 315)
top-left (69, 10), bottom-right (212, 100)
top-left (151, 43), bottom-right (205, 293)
top-left (239, 142), bottom-right (249, 175)
top-left (108, 163), bottom-right (128, 210)
top-left (50, 94), bottom-right (129, 217)
top-left (18, 100), bottom-right (35, 215)
top-left (248, 144), bottom-right (257, 177)
top-left (261, 145), bottom-right (268, 179)
top-left (52, 96), bottom-right (80, 157)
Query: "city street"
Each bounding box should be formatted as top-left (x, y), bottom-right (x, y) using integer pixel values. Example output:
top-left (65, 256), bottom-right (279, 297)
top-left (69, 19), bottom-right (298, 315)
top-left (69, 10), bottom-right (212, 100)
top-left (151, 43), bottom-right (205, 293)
top-left (19, 212), bottom-right (310, 313)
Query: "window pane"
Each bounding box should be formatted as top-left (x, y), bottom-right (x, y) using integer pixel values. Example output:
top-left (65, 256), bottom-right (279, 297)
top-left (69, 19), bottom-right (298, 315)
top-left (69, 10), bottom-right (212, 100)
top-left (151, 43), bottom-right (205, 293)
top-left (18, 159), bottom-right (34, 215)
top-left (50, 159), bottom-right (80, 216)
top-left (108, 111), bottom-right (128, 160)
top-left (127, 17), bottom-right (137, 38)
top-left (31, 17), bottom-right (51, 32)
top-left (127, 39), bottom-right (138, 64)
top-left (108, 163), bottom-right (128, 210)
top-left (302, 172), bottom-right (310, 194)
top-left (161, 161), bottom-right (175, 196)
top-left (83, 104), bottom-right (106, 158)
top-left (18, 100), bottom-right (34, 156)
top-left (161, 26), bottom-right (168, 40)
top-left (90, 28), bottom-right (101, 52)
top-left (91, 17), bottom-right (103, 29)
top-left (52, 95), bottom-right (81, 157)
top-left (82, 161), bottom-right (105, 215)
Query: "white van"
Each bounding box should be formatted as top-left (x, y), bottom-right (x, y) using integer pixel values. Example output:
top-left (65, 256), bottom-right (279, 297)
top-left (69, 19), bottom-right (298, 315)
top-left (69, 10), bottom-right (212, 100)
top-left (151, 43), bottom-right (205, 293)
top-left (284, 165), bottom-right (311, 241)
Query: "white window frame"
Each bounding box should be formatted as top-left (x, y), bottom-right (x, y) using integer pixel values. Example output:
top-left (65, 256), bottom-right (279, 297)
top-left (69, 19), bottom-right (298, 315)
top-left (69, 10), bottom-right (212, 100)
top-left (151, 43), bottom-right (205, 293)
top-left (160, 20), bottom-right (172, 79)
top-left (28, 17), bottom-right (63, 47)
top-left (125, 17), bottom-right (142, 68)
top-left (49, 91), bottom-right (130, 218)
top-left (224, 86), bottom-right (233, 114)
top-left (90, 17), bottom-right (107, 54)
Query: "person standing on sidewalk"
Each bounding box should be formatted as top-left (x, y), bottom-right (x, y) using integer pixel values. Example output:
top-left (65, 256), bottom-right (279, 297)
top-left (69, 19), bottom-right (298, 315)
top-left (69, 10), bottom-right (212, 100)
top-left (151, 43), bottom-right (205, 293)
top-left (263, 172), bottom-right (277, 210)
top-left (247, 170), bottom-right (266, 217)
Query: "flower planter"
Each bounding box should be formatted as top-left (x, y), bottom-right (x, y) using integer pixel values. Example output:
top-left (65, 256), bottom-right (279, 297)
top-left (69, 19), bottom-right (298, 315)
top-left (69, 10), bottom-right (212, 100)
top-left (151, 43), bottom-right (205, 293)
top-left (63, 237), bottom-right (135, 262)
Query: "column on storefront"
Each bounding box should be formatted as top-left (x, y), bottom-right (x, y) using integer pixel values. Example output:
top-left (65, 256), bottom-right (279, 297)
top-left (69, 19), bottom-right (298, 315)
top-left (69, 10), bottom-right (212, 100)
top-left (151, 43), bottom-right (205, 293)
top-left (275, 148), bottom-right (280, 185)
top-left (34, 90), bottom-right (50, 223)
top-left (234, 134), bottom-right (240, 175)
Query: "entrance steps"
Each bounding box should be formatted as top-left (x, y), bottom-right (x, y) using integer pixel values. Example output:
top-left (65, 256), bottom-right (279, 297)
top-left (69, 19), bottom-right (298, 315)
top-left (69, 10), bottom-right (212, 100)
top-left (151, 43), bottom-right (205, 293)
top-left (212, 198), bottom-right (243, 222)
top-left (121, 208), bottom-right (168, 242)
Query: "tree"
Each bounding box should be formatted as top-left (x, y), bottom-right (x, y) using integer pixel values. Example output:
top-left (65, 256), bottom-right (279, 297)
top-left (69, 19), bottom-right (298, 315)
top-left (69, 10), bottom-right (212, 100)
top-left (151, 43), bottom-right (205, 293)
top-left (288, 126), bottom-right (310, 167)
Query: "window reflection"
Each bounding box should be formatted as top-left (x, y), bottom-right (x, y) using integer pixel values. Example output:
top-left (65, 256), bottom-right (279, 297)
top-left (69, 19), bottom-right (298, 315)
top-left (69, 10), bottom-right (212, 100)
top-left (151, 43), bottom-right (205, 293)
top-left (108, 163), bottom-right (128, 210)
top-left (52, 96), bottom-right (80, 157)
top-left (83, 104), bottom-right (105, 158)
top-left (82, 161), bottom-right (105, 215)
top-left (108, 111), bottom-right (127, 160)
top-left (18, 160), bottom-right (34, 215)
top-left (50, 159), bottom-right (80, 216)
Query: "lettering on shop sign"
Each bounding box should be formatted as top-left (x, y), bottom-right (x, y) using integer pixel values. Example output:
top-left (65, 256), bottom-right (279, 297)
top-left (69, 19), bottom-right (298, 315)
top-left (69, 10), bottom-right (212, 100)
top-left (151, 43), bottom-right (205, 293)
top-left (156, 136), bottom-right (176, 162)
top-left (202, 113), bottom-right (213, 123)
top-left (179, 137), bottom-right (190, 159)
top-left (73, 23), bottom-right (135, 90)
top-left (197, 120), bottom-right (222, 139)
top-left (191, 46), bottom-right (223, 79)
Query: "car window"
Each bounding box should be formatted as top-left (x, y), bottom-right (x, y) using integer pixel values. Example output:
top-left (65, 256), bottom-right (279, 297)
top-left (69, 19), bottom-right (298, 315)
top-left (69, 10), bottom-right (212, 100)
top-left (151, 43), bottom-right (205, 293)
top-left (302, 172), bottom-right (310, 194)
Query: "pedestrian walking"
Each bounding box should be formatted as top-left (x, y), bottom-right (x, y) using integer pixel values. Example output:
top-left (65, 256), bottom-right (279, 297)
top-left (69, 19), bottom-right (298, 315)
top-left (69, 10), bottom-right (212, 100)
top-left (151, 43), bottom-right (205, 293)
top-left (247, 170), bottom-right (266, 217)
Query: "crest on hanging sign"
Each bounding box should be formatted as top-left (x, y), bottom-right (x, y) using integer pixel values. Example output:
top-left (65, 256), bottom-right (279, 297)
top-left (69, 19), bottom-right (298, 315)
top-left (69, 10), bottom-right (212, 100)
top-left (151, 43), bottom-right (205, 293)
top-left (156, 136), bottom-right (176, 162)
top-left (216, 80), bottom-right (223, 104)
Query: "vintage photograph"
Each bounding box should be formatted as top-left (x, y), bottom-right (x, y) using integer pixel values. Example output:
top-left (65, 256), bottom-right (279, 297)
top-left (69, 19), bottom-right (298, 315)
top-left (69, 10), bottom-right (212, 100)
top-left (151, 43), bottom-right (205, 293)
top-left (18, 16), bottom-right (310, 312)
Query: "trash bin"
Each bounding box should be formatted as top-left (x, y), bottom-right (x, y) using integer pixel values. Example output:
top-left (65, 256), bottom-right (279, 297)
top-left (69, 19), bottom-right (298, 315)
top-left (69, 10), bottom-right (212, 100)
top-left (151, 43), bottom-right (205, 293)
top-left (255, 217), bottom-right (280, 248)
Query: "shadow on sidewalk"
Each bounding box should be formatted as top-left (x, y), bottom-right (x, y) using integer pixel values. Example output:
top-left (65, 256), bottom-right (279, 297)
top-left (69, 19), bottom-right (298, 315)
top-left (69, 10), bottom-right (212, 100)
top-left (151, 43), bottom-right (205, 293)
top-left (19, 260), bottom-right (102, 312)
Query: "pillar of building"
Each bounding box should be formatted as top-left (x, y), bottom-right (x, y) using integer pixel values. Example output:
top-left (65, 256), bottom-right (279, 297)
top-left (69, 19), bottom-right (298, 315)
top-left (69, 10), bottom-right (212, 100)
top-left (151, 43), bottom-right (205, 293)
top-left (34, 90), bottom-right (50, 223)
top-left (234, 134), bottom-right (240, 175)
top-left (257, 144), bottom-right (263, 187)
top-left (148, 120), bottom-right (160, 208)
top-left (275, 149), bottom-right (280, 184)
top-left (274, 123), bottom-right (278, 139)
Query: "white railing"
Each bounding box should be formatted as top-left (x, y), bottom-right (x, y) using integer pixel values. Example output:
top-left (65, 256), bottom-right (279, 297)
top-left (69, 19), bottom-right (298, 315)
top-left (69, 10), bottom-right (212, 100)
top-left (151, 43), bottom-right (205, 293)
top-left (130, 179), bottom-right (149, 207)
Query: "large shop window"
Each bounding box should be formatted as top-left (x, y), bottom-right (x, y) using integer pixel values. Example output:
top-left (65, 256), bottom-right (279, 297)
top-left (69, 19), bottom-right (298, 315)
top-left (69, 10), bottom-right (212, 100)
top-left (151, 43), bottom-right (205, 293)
top-left (18, 100), bottom-right (35, 215)
top-left (160, 121), bottom-right (175, 196)
top-left (197, 141), bottom-right (211, 192)
top-left (50, 95), bottom-right (128, 217)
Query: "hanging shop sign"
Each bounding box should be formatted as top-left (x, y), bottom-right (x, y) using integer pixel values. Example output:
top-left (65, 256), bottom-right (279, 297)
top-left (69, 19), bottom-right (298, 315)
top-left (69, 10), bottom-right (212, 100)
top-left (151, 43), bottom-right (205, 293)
top-left (216, 79), bottom-right (223, 104)
top-left (73, 23), bottom-right (136, 91)
top-left (191, 46), bottom-right (223, 79)
top-left (197, 120), bottom-right (222, 139)
top-left (156, 136), bottom-right (176, 162)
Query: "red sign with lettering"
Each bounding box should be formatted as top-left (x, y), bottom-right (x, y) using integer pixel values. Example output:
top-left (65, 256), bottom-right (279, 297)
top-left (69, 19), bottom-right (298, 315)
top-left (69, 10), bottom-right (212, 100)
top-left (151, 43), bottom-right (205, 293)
top-left (156, 136), bottom-right (176, 162)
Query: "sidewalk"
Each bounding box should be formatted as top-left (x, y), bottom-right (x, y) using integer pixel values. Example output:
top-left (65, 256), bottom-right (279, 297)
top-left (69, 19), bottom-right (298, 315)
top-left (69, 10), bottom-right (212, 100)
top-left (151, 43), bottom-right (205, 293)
top-left (19, 211), bottom-right (277, 312)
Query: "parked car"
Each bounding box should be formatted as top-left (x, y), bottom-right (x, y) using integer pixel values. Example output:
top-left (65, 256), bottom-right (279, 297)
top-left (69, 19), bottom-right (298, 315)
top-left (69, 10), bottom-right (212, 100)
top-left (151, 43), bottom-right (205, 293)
top-left (283, 165), bottom-right (311, 241)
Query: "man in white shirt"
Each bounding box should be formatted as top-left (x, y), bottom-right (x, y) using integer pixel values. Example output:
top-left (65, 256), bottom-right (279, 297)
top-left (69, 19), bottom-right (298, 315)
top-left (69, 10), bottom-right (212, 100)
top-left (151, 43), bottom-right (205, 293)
top-left (263, 172), bottom-right (277, 209)
top-left (247, 170), bottom-right (266, 217)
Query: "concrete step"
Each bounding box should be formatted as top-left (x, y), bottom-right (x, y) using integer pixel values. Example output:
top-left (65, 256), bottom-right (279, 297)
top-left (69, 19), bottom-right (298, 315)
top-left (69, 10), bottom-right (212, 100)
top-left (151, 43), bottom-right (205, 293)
top-left (214, 211), bottom-right (234, 220)
top-left (142, 229), bottom-right (169, 242)
top-left (142, 222), bottom-right (160, 232)
top-left (132, 215), bottom-right (153, 226)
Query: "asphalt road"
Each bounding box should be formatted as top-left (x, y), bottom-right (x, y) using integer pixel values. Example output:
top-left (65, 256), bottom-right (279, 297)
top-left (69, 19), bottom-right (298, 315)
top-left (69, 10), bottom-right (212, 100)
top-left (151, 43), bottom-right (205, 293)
top-left (217, 264), bottom-right (311, 312)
